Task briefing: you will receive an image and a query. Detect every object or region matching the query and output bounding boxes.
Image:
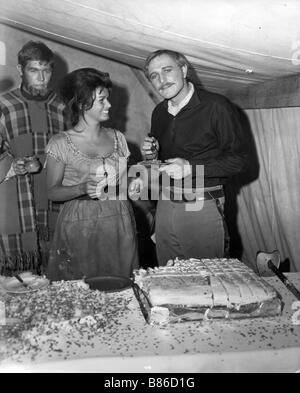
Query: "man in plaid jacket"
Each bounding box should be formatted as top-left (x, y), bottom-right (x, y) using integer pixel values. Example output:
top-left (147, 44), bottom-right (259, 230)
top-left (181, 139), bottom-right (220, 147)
top-left (0, 41), bottom-right (66, 274)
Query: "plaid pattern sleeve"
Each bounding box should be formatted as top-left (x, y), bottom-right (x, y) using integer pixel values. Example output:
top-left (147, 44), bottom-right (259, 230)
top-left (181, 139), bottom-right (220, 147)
top-left (17, 174), bottom-right (36, 233)
top-left (47, 93), bottom-right (67, 134)
top-left (0, 109), bottom-right (14, 181)
top-left (0, 234), bottom-right (22, 256)
top-left (0, 89), bottom-right (66, 271)
top-left (43, 95), bottom-right (66, 240)
top-left (0, 108), bottom-right (13, 155)
top-left (0, 90), bottom-right (31, 140)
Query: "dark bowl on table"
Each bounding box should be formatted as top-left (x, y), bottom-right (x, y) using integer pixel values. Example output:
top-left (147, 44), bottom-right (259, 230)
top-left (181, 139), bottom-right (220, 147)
top-left (84, 275), bottom-right (133, 293)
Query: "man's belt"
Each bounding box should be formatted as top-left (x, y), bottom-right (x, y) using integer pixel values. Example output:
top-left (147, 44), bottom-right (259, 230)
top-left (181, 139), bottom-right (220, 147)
top-left (169, 186), bottom-right (224, 203)
top-left (74, 195), bottom-right (95, 201)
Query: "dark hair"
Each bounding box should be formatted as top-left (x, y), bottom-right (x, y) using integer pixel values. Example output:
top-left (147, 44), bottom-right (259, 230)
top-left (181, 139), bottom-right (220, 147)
top-left (144, 49), bottom-right (189, 79)
top-left (59, 67), bottom-right (112, 126)
top-left (18, 41), bottom-right (54, 68)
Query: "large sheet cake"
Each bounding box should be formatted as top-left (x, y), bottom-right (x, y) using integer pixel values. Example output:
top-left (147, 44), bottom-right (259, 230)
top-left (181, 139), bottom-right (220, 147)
top-left (133, 258), bottom-right (283, 324)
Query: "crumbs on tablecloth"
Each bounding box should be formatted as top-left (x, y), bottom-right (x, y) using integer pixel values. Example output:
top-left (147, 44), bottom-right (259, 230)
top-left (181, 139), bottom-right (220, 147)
top-left (0, 281), bottom-right (131, 362)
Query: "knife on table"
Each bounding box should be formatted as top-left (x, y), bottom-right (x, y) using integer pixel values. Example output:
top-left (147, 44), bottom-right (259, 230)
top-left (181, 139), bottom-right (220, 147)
top-left (132, 283), bottom-right (151, 323)
top-left (268, 261), bottom-right (300, 300)
top-left (14, 274), bottom-right (31, 290)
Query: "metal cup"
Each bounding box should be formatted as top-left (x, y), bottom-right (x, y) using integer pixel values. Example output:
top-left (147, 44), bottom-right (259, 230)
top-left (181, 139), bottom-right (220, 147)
top-left (24, 156), bottom-right (41, 173)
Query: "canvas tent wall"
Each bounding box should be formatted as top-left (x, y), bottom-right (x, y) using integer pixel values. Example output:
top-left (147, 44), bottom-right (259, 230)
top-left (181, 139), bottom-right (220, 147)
top-left (0, 0), bottom-right (300, 271)
top-left (0, 24), bottom-right (156, 158)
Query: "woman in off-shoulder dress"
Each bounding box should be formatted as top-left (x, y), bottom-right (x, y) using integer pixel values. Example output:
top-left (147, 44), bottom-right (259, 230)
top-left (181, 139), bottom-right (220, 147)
top-left (45, 68), bottom-right (138, 280)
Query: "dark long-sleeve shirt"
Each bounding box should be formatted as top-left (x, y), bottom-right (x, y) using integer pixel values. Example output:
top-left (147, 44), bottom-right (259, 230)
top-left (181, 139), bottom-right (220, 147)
top-left (151, 87), bottom-right (248, 187)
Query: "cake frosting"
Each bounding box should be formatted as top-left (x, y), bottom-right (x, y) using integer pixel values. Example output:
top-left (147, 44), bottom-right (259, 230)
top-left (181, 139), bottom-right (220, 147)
top-left (133, 258), bottom-right (282, 324)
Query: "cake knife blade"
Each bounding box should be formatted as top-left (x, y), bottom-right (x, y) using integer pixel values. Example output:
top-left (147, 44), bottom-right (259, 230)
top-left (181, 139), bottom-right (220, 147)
top-left (268, 261), bottom-right (300, 300)
top-left (132, 283), bottom-right (150, 323)
top-left (14, 274), bottom-right (32, 290)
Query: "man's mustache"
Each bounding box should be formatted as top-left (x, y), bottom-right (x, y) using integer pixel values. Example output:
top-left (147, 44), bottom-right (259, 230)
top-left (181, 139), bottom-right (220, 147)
top-left (160, 83), bottom-right (173, 90)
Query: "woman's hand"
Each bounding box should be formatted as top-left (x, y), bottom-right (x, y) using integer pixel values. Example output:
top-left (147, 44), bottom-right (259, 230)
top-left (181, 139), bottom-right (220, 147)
top-left (85, 178), bottom-right (108, 199)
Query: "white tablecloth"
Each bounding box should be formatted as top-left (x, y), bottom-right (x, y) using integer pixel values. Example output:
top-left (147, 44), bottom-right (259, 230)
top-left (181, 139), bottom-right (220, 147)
top-left (1, 274), bottom-right (300, 373)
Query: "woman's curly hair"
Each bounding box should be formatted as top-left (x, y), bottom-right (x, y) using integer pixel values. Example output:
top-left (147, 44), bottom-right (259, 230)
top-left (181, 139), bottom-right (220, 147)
top-left (59, 68), bottom-right (112, 126)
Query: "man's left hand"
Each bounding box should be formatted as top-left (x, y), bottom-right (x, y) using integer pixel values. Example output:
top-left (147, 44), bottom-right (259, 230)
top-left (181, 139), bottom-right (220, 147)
top-left (159, 158), bottom-right (191, 179)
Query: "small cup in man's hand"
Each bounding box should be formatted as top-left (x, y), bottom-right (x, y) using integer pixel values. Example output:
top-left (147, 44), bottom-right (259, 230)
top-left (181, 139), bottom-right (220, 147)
top-left (24, 156), bottom-right (41, 173)
top-left (142, 134), bottom-right (159, 160)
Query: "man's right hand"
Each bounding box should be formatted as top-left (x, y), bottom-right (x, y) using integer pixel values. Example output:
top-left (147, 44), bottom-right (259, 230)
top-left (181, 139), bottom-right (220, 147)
top-left (12, 158), bottom-right (27, 175)
top-left (128, 177), bottom-right (144, 200)
top-left (141, 135), bottom-right (159, 160)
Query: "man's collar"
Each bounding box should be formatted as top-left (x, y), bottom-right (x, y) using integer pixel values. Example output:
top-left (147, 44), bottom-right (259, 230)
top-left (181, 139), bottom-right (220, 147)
top-left (167, 82), bottom-right (194, 116)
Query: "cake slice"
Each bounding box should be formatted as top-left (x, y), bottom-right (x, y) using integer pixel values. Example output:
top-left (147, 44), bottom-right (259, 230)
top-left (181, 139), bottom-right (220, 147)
top-left (148, 274), bottom-right (213, 307)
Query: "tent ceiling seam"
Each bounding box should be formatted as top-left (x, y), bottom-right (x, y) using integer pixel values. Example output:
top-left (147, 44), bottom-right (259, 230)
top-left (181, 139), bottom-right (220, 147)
top-left (62, 0), bottom-right (294, 62)
top-left (0, 18), bottom-right (145, 61)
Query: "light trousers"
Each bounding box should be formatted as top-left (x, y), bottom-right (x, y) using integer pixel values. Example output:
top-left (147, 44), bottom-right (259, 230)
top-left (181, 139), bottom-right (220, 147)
top-left (155, 197), bottom-right (228, 266)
